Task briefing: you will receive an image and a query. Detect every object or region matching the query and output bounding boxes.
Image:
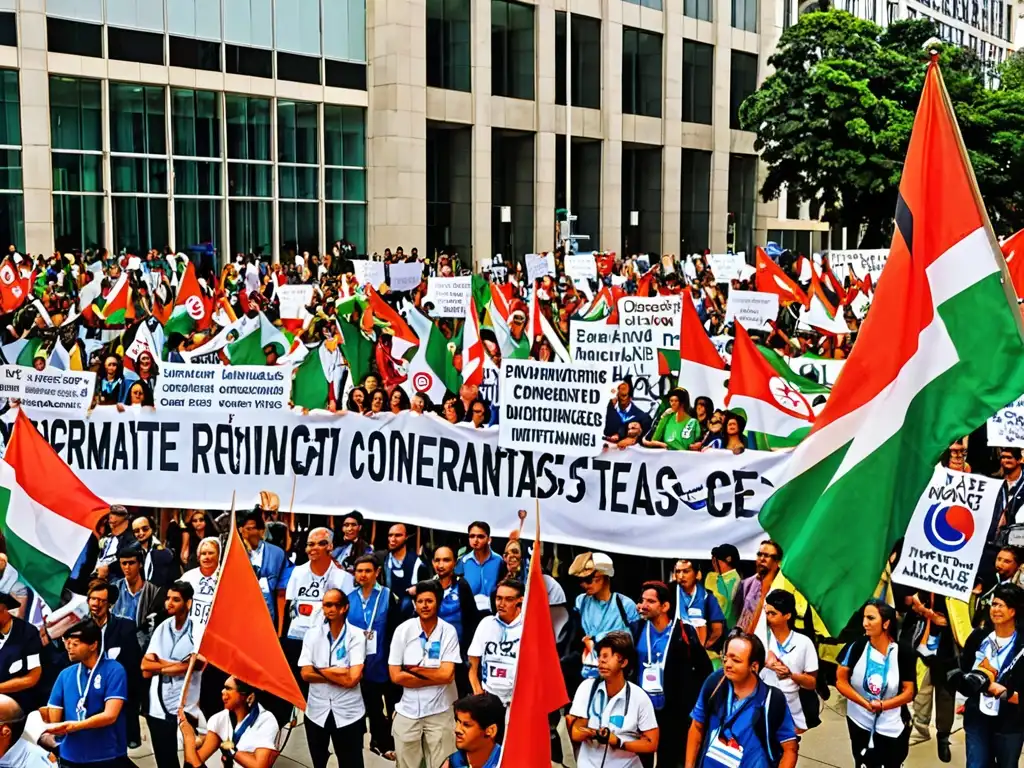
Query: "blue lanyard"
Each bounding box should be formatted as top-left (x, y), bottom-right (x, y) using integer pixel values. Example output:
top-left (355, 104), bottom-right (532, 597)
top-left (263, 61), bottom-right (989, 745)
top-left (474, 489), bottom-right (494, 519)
top-left (863, 643), bottom-right (895, 700)
top-left (720, 685), bottom-right (756, 741)
top-left (773, 631), bottom-right (795, 656)
top-left (360, 587), bottom-right (383, 628)
top-left (679, 585), bottom-right (700, 615)
top-left (328, 624), bottom-right (348, 662)
top-left (989, 632), bottom-right (1018, 676)
top-left (232, 704), bottom-right (261, 744)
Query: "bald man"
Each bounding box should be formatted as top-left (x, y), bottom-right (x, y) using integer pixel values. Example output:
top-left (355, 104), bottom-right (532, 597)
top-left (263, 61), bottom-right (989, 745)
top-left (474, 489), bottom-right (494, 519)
top-left (0, 695), bottom-right (51, 767)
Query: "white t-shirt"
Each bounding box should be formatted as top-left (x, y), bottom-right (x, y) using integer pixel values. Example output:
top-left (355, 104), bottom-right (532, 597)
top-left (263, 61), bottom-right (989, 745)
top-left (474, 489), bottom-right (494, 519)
top-left (285, 562), bottom-right (355, 640)
top-left (468, 613), bottom-right (524, 705)
top-left (569, 679), bottom-right (658, 768)
top-left (760, 630), bottom-right (818, 730)
top-left (145, 617), bottom-right (202, 721)
top-left (847, 642), bottom-right (904, 738)
top-left (298, 621), bottom-right (367, 728)
top-left (207, 707), bottom-right (279, 753)
top-left (388, 617), bottom-right (461, 720)
top-left (244, 262), bottom-right (260, 293)
top-left (179, 567), bottom-right (218, 646)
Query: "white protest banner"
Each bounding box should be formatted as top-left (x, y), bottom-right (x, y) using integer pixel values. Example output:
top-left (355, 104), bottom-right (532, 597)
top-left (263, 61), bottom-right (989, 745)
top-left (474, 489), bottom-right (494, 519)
top-left (277, 285), bottom-right (314, 320)
top-left (565, 253), bottom-right (598, 281)
top-left (786, 355), bottom-right (845, 388)
top-left (389, 262), bottom-right (425, 292)
top-left (499, 360), bottom-right (610, 456)
top-left (153, 362), bottom-right (290, 412)
top-left (526, 252), bottom-right (554, 282)
top-left (988, 395), bottom-right (1024, 448)
top-left (710, 335), bottom-right (732, 365)
top-left (723, 290), bottom-right (779, 331)
top-left (0, 366), bottom-right (95, 414)
top-left (2, 407), bottom-right (788, 558)
top-left (706, 253), bottom-right (746, 281)
top-left (827, 249), bottom-right (889, 281)
top-left (479, 356), bottom-right (501, 408)
top-left (570, 320), bottom-right (654, 380)
top-left (617, 296), bottom-right (684, 375)
top-left (892, 467), bottom-right (998, 601)
top-left (352, 260), bottom-right (386, 289)
top-left (426, 276), bottom-right (472, 317)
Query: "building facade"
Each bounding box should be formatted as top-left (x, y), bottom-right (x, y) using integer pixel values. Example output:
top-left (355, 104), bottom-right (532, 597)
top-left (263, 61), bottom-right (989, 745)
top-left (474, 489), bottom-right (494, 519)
top-left (0, 0), bottom-right (826, 266)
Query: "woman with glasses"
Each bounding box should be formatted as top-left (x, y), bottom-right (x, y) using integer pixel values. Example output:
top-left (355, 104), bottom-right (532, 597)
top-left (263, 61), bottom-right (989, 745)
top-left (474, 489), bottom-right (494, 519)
top-left (388, 580), bottom-right (461, 768)
top-left (835, 599), bottom-right (916, 768)
top-left (178, 676), bottom-right (280, 768)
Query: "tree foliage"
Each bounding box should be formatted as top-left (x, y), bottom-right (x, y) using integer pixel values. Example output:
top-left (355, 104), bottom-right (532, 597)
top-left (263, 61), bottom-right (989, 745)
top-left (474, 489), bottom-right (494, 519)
top-left (740, 11), bottom-right (1024, 245)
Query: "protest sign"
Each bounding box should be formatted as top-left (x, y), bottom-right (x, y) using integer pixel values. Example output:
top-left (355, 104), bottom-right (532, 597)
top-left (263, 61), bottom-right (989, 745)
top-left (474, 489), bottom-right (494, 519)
top-left (479, 356), bottom-right (501, 409)
top-left (499, 360), bottom-right (610, 456)
top-left (723, 291), bottom-right (779, 330)
top-left (988, 395), bottom-right (1024, 448)
top-left (352, 260), bottom-right (386, 289)
top-left (277, 285), bottom-right (313, 320)
top-left (892, 467), bottom-right (998, 601)
top-left (706, 253), bottom-right (747, 281)
top-left (570, 320), bottom-right (655, 380)
top-left (526, 252), bottom-right (554, 282)
top-left (565, 253), bottom-right (598, 281)
top-left (426, 276), bottom-right (472, 317)
top-left (786, 355), bottom-right (846, 388)
top-left (617, 296), bottom-right (683, 374)
top-left (389, 262), bottom-right (424, 292)
top-left (710, 335), bottom-right (732, 365)
top-left (1, 366), bottom-right (95, 414)
top-left (153, 362), bottom-right (290, 412)
top-left (827, 249), bottom-right (889, 281)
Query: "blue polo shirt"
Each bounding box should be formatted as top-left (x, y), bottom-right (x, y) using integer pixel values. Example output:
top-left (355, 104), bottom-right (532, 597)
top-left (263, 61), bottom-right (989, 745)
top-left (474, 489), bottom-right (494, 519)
top-left (455, 550), bottom-right (503, 605)
top-left (675, 582), bottom-right (727, 627)
top-left (347, 585), bottom-right (391, 684)
top-left (47, 657), bottom-right (128, 763)
top-left (438, 582), bottom-right (464, 642)
top-left (690, 674), bottom-right (797, 768)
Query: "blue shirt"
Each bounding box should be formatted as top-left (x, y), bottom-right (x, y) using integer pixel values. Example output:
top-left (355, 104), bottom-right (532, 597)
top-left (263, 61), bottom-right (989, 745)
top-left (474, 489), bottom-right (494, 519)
top-left (637, 620), bottom-right (672, 710)
top-left (111, 578), bottom-right (141, 623)
top-left (675, 582), bottom-right (727, 627)
top-left (438, 583), bottom-right (464, 642)
top-left (690, 676), bottom-right (797, 768)
top-left (455, 551), bottom-right (502, 602)
top-left (448, 744), bottom-right (501, 767)
top-left (347, 585), bottom-right (391, 683)
top-left (47, 657), bottom-right (128, 763)
top-left (575, 593), bottom-right (640, 641)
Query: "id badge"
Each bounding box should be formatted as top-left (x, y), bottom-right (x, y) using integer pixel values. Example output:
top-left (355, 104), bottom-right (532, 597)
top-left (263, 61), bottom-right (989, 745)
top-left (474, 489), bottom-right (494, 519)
top-left (980, 694), bottom-right (1001, 717)
top-left (422, 640), bottom-right (442, 668)
top-left (393, 568), bottom-right (404, 578)
top-left (704, 731), bottom-right (743, 768)
top-left (474, 594), bottom-right (491, 611)
top-left (365, 630), bottom-right (378, 656)
top-left (641, 665), bottom-right (664, 694)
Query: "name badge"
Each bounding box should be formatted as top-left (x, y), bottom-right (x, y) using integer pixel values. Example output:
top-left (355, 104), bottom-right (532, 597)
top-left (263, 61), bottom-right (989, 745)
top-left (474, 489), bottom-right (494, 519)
top-left (980, 694), bottom-right (1001, 717)
top-left (641, 665), bottom-right (664, 694)
top-left (365, 630), bottom-right (378, 656)
top-left (393, 568), bottom-right (404, 578)
top-left (474, 594), bottom-right (491, 611)
top-left (705, 731), bottom-right (744, 768)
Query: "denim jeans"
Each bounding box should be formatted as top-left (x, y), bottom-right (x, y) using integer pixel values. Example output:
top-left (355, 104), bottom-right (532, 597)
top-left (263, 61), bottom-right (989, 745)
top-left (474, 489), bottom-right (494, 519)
top-left (964, 707), bottom-right (1024, 767)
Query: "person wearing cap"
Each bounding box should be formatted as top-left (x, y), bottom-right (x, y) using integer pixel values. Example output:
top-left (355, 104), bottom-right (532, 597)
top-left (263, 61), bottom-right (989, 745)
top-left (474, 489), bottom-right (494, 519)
top-left (129, 515), bottom-right (179, 589)
top-left (0, 693), bottom-right (51, 768)
top-left (332, 511), bottom-right (373, 572)
top-left (238, 509), bottom-right (292, 627)
top-left (94, 506), bottom-right (136, 582)
top-left (706, 544), bottom-right (743, 630)
top-left (569, 552), bottom-right (641, 681)
top-left (42, 619), bottom-right (131, 767)
top-left (85, 580), bottom-right (143, 748)
top-left (0, 592), bottom-right (43, 716)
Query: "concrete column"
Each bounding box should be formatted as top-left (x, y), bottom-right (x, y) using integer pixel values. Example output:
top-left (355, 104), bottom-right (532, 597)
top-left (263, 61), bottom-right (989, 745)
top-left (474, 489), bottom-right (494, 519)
top-left (708, 0), bottom-right (733, 253)
top-left (471, 0), bottom-right (494, 265)
top-left (534, 1), bottom-right (556, 252)
top-left (661, 8), bottom-right (683, 255)
top-left (600, 0), bottom-right (623, 253)
top-left (18, 4), bottom-right (53, 255)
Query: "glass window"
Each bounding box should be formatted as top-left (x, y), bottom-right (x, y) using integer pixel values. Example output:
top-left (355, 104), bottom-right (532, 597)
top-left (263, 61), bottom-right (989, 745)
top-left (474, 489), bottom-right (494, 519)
top-left (325, 61), bottom-right (367, 90)
top-left (174, 160), bottom-right (222, 196)
top-left (277, 52), bottom-right (322, 85)
top-left (325, 167), bottom-right (366, 201)
top-left (228, 199), bottom-right (272, 255)
top-left (624, 0), bottom-right (662, 7)
top-left (685, 0), bottom-right (713, 22)
top-left (278, 101), bottom-right (318, 165)
top-left (681, 149), bottom-right (711, 255)
top-left (52, 153), bottom-right (103, 192)
top-left (46, 17), bottom-right (103, 57)
top-left (226, 95), bottom-right (271, 161)
top-left (172, 89), bottom-right (221, 158)
top-left (0, 193), bottom-right (23, 251)
top-left (279, 201), bottom-right (318, 253)
top-left (622, 28), bottom-right (662, 118)
top-left (730, 51), bottom-right (758, 130)
top-left (427, 0), bottom-right (471, 92)
top-left (732, 0), bottom-right (758, 31)
top-left (111, 157), bottom-right (168, 194)
top-left (492, 0), bottom-right (535, 100)
top-left (106, 0), bottom-right (165, 32)
top-left (53, 194), bottom-right (104, 253)
top-left (169, 37), bottom-right (222, 71)
top-left (279, 165), bottom-right (318, 200)
top-left (50, 77), bottom-right (102, 151)
top-left (227, 162), bottom-right (272, 197)
top-left (0, 13), bottom-right (16, 48)
top-left (0, 70), bottom-right (19, 147)
top-left (167, 0), bottom-right (222, 41)
top-left (107, 27), bottom-right (164, 65)
top-left (326, 203), bottom-right (366, 254)
top-left (224, 0), bottom-right (273, 48)
top-left (275, 0), bottom-right (321, 55)
top-left (109, 83), bottom-right (167, 155)
top-left (324, 106), bottom-right (365, 167)
top-left (0, 149), bottom-right (20, 190)
top-left (113, 196), bottom-right (168, 254)
top-left (176, 198), bottom-right (222, 257)
top-left (728, 153), bottom-right (756, 256)
top-left (324, 0), bottom-right (367, 62)
top-left (683, 40), bottom-right (714, 125)
top-left (226, 45), bottom-right (274, 79)
top-left (554, 12), bottom-right (601, 109)
top-left (46, 0), bottom-right (103, 23)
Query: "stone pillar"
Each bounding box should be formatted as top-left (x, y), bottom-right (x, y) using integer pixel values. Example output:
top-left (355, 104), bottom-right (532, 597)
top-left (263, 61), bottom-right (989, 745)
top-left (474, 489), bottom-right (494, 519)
top-left (17, 2), bottom-right (54, 255)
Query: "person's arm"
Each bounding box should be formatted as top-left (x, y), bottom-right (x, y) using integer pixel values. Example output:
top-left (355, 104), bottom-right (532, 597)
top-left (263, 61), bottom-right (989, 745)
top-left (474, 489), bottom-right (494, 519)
top-left (405, 660), bottom-right (455, 685)
top-left (683, 719), bottom-right (705, 768)
top-left (706, 621), bottom-right (724, 649)
top-left (569, 716), bottom-right (598, 744)
top-left (41, 705), bottom-right (62, 724)
top-left (779, 738), bottom-right (799, 768)
top-left (319, 664), bottom-right (363, 688)
top-left (300, 665), bottom-right (328, 684)
top-left (232, 748), bottom-right (277, 768)
top-left (0, 666), bottom-right (41, 694)
top-left (836, 665), bottom-right (873, 710)
top-left (179, 714), bottom-right (221, 766)
top-left (390, 664), bottom-right (435, 688)
top-left (468, 656), bottom-right (484, 695)
top-left (45, 698), bottom-right (124, 735)
top-left (607, 726), bottom-right (658, 755)
top-left (141, 652), bottom-right (190, 679)
top-left (881, 680), bottom-right (916, 712)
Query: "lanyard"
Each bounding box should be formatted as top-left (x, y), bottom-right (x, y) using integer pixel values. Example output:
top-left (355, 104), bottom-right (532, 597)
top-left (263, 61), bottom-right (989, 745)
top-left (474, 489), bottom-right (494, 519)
top-left (643, 622), bottom-right (670, 667)
top-left (989, 632), bottom-right (1018, 675)
top-left (328, 624), bottom-right (348, 663)
top-left (232, 704), bottom-right (261, 744)
top-left (1003, 478), bottom-right (1024, 513)
top-left (587, 680), bottom-right (631, 724)
top-left (361, 587), bottom-right (384, 629)
top-left (719, 685), bottom-right (757, 740)
top-left (678, 585), bottom-right (700, 616)
top-left (75, 661), bottom-right (100, 721)
top-left (166, 619), bottom-right (194, 659)
top-left (863, 643), bottom-right (895, 700)
top-left (773, 631), bottom-right (795, 656)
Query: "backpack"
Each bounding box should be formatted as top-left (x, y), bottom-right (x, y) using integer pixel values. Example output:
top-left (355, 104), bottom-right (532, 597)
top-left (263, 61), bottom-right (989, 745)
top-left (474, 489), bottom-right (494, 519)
top-left (697, 669), bottom-right (791, 768)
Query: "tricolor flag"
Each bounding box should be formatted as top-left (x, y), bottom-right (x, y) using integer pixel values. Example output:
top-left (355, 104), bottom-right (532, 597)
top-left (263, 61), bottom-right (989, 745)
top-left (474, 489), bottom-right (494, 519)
top-left (528, 284), bottom-right (570, 363)
top-left (726, 323), bottom-right (815, 443)
top-left (678, 293), bottom-right (728, 406)
top-left (756, 247), bottom-right (807, 306)
top-left (798, 270), bottom-right (850, 336)
top-left (1000, 228), bottom-right (1024, 301)
top-left (92, 272), bottom-right (131, 325)
top-left (363, 285), bottom-right (418, 361)
top-left (291, 339), bottom-right (343, 411)
top-left (461, 296), bottom-right (484, 387)
top-left (483, 284), bottom-right (530, 360)
top-left (163, 261), bottom-right (211, 337)
top-left (403, 304), bottom-right (461, 401)
top-left (759, 58), bottom-right (1024, 632)
top-left (225, 312), bottom-right (289, 366)
top-left (0, 410), bottom-right (108, 608)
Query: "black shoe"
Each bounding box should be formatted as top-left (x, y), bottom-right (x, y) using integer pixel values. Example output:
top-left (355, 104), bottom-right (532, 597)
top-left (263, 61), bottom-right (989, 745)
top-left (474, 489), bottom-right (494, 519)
top-left (937, 734), bottom-right (952, 763)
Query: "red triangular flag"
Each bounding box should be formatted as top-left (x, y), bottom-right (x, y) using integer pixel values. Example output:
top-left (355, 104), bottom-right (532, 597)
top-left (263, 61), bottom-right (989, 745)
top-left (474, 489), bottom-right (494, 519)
top-left (199, 518), bottom-right (306, 711)
top-left (755, 247), bottom-right (807, 305)
top-left (497, 514), bottom-right (568, 768)
top-left (680, 292), bottom-right (725, 369)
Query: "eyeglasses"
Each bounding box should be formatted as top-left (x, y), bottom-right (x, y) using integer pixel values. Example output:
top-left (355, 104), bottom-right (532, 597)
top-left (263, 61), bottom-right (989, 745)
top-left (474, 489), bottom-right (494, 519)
top-left (756, 551), bottom-right (778, 560)
top-left (949, 449), bottom-right (966, 455)
top-left (322, 601), bottom-right (342, 608)
top-left (579, 574), bottom-right (596, 584)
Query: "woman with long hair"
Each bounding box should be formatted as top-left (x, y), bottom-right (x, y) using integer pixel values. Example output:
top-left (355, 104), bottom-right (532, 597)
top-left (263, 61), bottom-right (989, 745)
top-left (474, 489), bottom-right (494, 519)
top-left (95, 353), bottom-right (128, 406)
top-left (368, 389), bottom-right (386, 415)
top-left (390, 387), bottom-right (410, 414)
top-left (118, 380), bottom-right (154, 410)
top-left (646, 388), bottom-right (702, 450)
top-left (345, 386), bottom-right (368, 414)
top-left (722, 411), bottom-right (748, 454)
top-left (836, 599), bottom-right (916, 768)
top-left (694, 409), bottom-right (725, 451)
top-left (693, 396), bottom-right (714, 433)
top-left (180, 510), bottom-right (221, 571)
top-left (442, 395), bottom-right (465, 425)
top-left (178, 676), bottom-right (279, 768)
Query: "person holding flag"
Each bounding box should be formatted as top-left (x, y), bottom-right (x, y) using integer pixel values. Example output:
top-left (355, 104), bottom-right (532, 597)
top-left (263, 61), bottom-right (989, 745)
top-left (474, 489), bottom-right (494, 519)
top-left (178, 676), bottom-right (280, 768)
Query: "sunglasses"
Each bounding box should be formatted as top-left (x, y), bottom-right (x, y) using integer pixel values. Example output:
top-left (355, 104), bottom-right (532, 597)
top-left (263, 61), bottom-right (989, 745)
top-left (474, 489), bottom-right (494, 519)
top-left (756, 551), bottom-right (778, 560)
top-left (579, 574), bottom-right (597, 584)
top-left (322, 601), bottom-right (342, 608)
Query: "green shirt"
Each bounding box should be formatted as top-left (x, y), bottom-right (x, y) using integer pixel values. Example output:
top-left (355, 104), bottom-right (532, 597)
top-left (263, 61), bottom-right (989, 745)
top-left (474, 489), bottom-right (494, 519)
top-left (653, 412), bottom-right (702, 450)
top-left (706, 569), bottom-right (742, 629)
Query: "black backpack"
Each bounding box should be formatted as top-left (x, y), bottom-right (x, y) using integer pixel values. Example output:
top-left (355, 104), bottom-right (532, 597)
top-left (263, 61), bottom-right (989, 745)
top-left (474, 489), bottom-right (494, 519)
top-left (696, 669), bottom-right (792, 768)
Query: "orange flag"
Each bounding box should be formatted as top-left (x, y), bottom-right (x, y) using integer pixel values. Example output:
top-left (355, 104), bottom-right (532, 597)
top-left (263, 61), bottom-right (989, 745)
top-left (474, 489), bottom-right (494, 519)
top-left (1001, 228), bottom-right (1024, 300)
top-left (755, 246), bottom-right (807, 305)
top-left (498, 509), bottom-right (569, 768)
top-left (198, 515), bottom-right (306, 711)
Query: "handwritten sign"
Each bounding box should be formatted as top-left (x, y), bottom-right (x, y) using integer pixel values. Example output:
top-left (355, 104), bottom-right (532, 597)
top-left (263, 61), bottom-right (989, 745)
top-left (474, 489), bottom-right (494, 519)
top-left (0, 366), bottom-right (96, 414)
top-left (724, 291), bottom-right (779, 331)
top-left (989, 395), bottom-right (1024, 448)
top-left (277, 285), bottom-right (313, 320)
top-left (827, 249), bottom-right (889, 281)
top-left (526, 253), bottom-right (555, 282)
top-left (154, 363), bottom-right (290, 412)
top-left (706, 253), bottom-right (747, 282)
top-left (352, 260), bottom-right (386, 289)
top-left (565, 253), bottom-right (598, 281)
top-left (426, 276), bottom-right (472, 317)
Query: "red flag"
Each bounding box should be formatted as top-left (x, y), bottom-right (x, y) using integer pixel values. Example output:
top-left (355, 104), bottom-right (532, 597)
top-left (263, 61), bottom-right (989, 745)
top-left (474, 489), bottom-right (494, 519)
top-left (199, 519), bottom-right (306, 711)
top-left (822, 258), bottom-right (848, 305)
top-left (755, 247), bottom-right (807, 305)
top-left (497, 516), bottom-right (568, 768)
top-left (174, 261), bottom-right (212, 331)
top-left (1001, 228), bottom-right (1024, 300)
top-left (0, 259), bottom-right (29, 313)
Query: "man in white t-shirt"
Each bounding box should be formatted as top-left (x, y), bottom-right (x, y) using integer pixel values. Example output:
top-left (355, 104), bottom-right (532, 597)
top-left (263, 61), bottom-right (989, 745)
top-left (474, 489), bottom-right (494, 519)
top-left (299, 589), bottom-right (367, 768)
top-left (760, 591), bottom-right (819, 732)
top-left (388, 580), bottom-right (461, 768)
top-left (568, 631), bottom-right (659, 768)
top-left (468, 578), bottom-right (524, 707)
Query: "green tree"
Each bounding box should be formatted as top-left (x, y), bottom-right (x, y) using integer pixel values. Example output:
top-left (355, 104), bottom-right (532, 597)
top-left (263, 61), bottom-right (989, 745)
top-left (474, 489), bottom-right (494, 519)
top-left (740, 11), bottom-right (1024, 244)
